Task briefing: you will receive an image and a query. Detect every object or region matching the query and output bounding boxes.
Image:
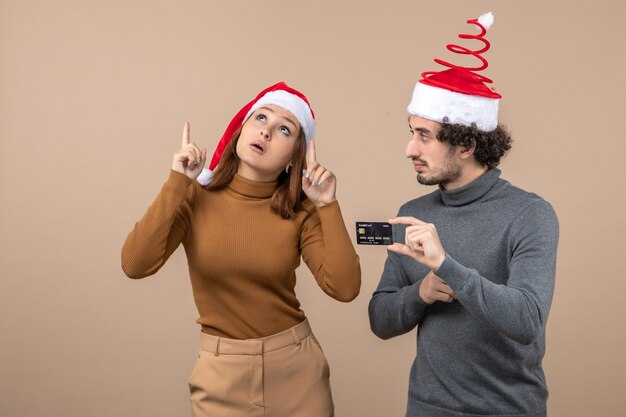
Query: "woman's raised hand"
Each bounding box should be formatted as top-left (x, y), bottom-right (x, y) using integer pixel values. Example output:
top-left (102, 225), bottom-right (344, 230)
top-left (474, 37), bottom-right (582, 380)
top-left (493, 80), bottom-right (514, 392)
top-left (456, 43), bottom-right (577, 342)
top-left (302, 140), bottom-right (337, 208)
top-left (172, 121), bottom-right (207, 180)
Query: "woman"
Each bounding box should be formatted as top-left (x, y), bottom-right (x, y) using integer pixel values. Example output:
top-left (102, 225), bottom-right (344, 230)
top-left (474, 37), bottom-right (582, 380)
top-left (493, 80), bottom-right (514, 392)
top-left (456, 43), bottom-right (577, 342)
top-left (121, 81), bottom-right (361, 417)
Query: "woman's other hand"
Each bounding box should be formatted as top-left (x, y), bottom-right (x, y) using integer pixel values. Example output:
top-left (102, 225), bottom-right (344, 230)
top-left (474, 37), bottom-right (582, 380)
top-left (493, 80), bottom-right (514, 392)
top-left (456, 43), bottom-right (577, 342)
top-left (172, 121), bottom-right (207, 180)
top-left (302, 140), bottom-right (336, 208)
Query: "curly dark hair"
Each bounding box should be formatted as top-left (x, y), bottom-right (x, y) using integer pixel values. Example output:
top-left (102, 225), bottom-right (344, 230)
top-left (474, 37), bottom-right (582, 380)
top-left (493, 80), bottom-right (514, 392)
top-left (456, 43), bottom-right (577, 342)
top-left (437, 120), bottom-right (513, 168)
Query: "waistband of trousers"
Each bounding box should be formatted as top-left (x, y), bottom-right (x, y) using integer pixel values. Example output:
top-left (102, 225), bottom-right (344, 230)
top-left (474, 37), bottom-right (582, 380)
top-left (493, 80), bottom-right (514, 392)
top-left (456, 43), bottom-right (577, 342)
top-left (199, 319), bottom-right (312, 356)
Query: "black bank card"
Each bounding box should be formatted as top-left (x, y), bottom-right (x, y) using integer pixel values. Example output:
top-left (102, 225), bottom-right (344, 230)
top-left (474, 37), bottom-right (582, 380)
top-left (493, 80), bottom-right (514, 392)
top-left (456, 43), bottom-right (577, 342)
top-left (356, 222), bottom-right (393, 245)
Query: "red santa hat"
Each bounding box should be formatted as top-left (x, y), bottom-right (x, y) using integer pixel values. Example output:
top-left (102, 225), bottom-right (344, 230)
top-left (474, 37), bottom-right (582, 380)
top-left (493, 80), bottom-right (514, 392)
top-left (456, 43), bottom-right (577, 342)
top-left (407, 12), bottom-right (501, 132)
top-left (197, 81), bottom-right (316, 185)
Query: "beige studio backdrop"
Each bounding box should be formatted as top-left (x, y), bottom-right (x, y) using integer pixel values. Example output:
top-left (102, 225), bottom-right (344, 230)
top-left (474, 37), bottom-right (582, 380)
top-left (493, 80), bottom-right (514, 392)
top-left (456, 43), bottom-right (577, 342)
top-left (1, 0), bottom-right (625, 416)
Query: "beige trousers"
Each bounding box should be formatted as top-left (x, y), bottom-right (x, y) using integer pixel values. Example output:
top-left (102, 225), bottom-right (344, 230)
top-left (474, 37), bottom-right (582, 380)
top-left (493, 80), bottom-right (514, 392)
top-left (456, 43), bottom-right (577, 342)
top-left (188, 319), bottom-right (335, 417)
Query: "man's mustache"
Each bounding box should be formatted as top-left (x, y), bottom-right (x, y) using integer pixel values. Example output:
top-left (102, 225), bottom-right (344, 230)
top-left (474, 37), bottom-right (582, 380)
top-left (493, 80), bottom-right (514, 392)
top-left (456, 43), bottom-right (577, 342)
top-left (410, 156), bottom-right (428, 166)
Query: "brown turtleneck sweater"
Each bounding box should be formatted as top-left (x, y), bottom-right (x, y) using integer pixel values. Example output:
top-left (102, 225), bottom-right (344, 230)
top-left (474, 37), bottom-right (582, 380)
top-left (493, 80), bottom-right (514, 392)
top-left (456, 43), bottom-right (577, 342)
top-left (121, 170), bottom-right (361, 339)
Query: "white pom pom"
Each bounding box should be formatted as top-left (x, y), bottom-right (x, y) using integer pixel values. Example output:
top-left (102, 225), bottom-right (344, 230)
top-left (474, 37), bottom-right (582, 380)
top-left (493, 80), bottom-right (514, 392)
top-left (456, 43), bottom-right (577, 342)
top-left (196, 168), bottom-right (214, 186)
top-left (478, 12), bottom-right (494, 30)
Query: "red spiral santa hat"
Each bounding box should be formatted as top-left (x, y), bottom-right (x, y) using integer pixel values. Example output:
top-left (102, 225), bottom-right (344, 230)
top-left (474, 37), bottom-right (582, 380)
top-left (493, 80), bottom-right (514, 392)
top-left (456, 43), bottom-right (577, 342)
top-left (197, 81), bottom-right (316, 185)
top-left (407, 12), bottom-right (501, 132)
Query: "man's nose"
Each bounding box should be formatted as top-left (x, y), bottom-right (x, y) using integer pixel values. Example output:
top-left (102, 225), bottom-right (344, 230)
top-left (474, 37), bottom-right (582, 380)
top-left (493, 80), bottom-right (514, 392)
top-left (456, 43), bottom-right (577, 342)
top-left (406, 138), bottom-right (421, 158)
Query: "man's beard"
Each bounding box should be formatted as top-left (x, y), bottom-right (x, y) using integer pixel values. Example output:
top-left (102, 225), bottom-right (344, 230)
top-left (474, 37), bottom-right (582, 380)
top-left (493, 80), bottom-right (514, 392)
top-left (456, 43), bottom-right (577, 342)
top-left (415, 153), bottom-right (461, 187)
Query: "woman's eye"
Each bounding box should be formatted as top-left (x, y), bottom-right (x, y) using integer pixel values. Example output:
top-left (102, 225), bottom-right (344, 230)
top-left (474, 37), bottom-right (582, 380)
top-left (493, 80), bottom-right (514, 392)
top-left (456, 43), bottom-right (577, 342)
top-left (280, 126), bottom-right (290, 135)
top-left (256, 114), bottom-right (266, 122)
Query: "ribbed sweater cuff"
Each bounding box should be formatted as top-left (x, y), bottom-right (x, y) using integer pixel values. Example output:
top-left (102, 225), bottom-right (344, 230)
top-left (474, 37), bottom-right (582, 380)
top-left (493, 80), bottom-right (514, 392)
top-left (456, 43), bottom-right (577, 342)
top-left (406, 279), bottom-right (429, 308)
top-left (166, 170), bottom-right (193, 191)
top-left (315, 200), bottom-right (341, 220)
top-left (435, 254), bottom-right (473, 293)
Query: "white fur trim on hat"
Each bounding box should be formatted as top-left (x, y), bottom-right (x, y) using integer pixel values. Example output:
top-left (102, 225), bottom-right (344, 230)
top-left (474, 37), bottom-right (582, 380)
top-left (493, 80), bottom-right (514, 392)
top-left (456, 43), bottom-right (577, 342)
top-left (244, 90), bottom-right (316, 145)
top-left (407, 82), bottom-right (500, 131)
top-left (196, 168), bottom-right (214, 186)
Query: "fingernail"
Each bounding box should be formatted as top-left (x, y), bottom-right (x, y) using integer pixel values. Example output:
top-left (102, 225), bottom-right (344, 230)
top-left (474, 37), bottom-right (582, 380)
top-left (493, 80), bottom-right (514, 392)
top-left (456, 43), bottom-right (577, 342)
top-left (318, 180), bottom-right (324, 186)
top-left (306, 172), bottom-right (310, 178)
top-left (311, 180), bottom-right (316, 186)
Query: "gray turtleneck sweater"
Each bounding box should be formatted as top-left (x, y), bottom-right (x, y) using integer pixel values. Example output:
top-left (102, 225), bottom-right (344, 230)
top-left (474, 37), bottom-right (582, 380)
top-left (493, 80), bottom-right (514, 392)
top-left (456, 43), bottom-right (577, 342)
top-left (369, 169), bottom-right (559, 417)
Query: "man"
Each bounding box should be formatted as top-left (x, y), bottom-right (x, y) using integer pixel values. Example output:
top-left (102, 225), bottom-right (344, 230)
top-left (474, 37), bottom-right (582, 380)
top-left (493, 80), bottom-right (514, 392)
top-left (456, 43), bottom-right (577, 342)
top-left (368, 12), bottom-right (559, 417)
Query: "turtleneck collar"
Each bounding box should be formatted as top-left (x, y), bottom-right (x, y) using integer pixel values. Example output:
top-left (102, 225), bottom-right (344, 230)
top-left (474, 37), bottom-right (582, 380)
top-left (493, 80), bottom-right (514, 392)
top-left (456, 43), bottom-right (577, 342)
top-left (226, 173), bottom-right (277, 199)
top-left (439, 168), bottom-right (501, 207)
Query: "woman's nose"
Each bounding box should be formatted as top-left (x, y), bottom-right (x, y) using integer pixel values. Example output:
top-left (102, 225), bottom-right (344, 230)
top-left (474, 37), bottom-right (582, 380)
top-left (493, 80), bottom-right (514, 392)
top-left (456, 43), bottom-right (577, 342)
top-left (260, 129), bottom-right (270, 140)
